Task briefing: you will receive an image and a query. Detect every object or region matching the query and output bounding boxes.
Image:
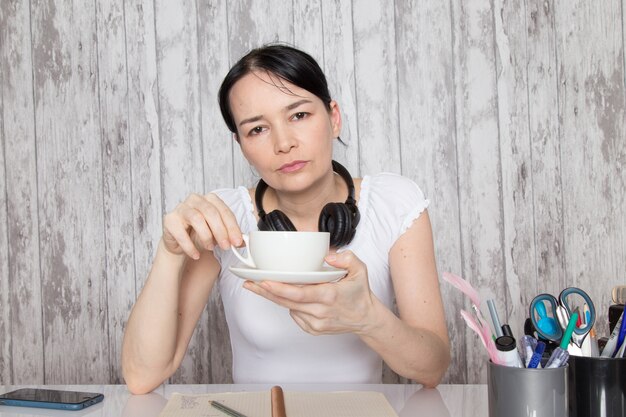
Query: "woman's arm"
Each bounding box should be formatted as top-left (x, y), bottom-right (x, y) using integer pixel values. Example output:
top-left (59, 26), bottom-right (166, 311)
top-left (121, 242), bottom-right (220, 394)
top-left (362, 209), bottom-right (450, 386)
top-left (122, 193), bottom-right (242, 394)
top-left (243, 210), bottom-right (450, 386)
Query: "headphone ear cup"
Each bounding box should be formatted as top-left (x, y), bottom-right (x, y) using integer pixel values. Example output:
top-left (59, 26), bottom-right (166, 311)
top-left (259, 210), bottom-right (297, 232)
top-left (319, 203), bottom-right (357, 247)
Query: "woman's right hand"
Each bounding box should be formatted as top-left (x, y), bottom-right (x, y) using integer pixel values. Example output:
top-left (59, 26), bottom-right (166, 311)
top-left (162, 193), bottom-right (243, 260)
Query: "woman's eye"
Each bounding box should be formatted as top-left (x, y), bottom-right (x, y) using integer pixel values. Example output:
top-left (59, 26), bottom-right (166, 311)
top-left (292, 112), bottom-right (308, 120)
top-left (248, 126), bottom-right (265, 136)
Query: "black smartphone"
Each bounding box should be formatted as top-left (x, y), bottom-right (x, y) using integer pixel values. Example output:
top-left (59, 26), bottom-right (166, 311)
top-left (0, 388), bottom-right (104, 411)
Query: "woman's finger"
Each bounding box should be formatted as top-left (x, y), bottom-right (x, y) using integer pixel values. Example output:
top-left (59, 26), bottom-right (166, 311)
top-left (205, 193), bottom-right (243, 247)
top-left (163, 214), bottom-right (201, 259)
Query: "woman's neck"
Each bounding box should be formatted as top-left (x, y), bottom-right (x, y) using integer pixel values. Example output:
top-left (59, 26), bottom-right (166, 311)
top-left (264, 172), bottom-right (347, 231)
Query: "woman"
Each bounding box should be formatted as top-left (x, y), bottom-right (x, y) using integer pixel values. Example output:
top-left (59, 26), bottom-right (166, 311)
top-left (121, 44), bottom-right (450, 394)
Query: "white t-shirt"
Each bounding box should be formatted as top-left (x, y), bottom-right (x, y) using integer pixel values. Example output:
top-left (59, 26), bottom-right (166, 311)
top-left (212, 173), bottom-right (429, 383)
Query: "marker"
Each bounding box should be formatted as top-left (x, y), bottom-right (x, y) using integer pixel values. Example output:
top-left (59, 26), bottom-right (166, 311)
top-left (495, 335), bottom-right (523, 368)
top-left (545, 347), bottom-right (570, 368)
top-left (560, 311), bottom-right (579, 350)
top-left (601, 311), bottom-right (623, 357)
top-left (521, 335), bottom-right (537, 367)
top-left (487, 299), bottom-right (504, 337)
top-left (527, 341), bottom-right (546, 368)
top-left (613, 309), bottom-right (626, 357)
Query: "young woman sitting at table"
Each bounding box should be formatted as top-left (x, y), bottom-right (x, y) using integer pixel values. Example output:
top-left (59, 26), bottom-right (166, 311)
top-left (121, 44), bottom-right (451, 394)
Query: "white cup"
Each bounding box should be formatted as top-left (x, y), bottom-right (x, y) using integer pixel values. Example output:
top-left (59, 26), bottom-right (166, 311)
top-left (230, 231), bottom-right (330, 272)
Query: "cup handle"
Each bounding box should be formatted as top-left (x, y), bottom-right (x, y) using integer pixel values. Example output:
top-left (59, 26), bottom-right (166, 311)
top-left (230, 234), bottom-right (255, 268)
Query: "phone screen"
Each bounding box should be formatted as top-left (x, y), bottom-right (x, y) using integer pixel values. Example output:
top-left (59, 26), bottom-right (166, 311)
top-left (0, 388), bottom-right (104, 409)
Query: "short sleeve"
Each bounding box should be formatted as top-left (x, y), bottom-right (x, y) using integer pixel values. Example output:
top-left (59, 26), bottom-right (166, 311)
top-left (362, 173), bottom-right (430, 244)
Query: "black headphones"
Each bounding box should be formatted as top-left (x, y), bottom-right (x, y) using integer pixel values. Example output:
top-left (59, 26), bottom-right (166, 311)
top-left (255, 160), bottom-right (361, 248)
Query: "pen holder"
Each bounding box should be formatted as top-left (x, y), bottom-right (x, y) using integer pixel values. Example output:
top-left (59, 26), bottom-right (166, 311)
top-left (488, 361), bottom-right (567, 417)
top-left (567, 355), bottom-right (626, 417)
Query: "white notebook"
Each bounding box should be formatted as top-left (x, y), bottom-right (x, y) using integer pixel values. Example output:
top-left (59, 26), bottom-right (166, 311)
top-left (158, 390), bottom-right (399, 417)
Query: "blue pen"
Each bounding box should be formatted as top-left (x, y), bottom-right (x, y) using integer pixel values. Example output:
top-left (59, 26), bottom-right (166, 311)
top-left (614, 310), bottom-right (626, 357)
top-left (527, 341), bottom-right (546, 368)
top-left (521, 335), bottom-right (537, 367)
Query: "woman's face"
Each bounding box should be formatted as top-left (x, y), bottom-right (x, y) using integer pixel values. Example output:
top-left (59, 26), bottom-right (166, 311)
top-left (228, 70), bottom-right (341, 193)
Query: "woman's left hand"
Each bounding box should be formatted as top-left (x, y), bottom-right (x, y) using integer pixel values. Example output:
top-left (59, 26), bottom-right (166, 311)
top-left (242, 251), bottom-right (377, 335)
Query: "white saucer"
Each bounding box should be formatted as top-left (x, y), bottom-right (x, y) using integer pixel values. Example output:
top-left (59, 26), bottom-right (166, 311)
top-left (229, 265), bottom-right (347, 284)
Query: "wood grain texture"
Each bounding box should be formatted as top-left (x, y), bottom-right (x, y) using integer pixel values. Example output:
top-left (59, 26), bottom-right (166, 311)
top-left (394, 0), bottom-right (463, 384)
top-left (0, 43), bottom-right (10, 383)
top-left (31, 0), bottom-right (108, 383)
top-left (1, 0), bottom-right (626, 386)
top-left (451, 0), bottom-right (504, 384)
top-left (95, 0), bottom-right (136, 384)
top-left (0, 0), bottom-right (45, 384)
top-left (122, 0), bottom-right (162, 307)
top-left (524, 0), bottom-right (567, 299)
top-left (555, 0), bottom-right (626, 337)
top-left (352, 0), bottom-right (400, 175)
top-left (494, 0), bottom-right (537, 345)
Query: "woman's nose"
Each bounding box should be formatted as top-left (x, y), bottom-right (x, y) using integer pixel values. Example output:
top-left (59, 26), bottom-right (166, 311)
top-left (272, 126), bottom-right (297, 153)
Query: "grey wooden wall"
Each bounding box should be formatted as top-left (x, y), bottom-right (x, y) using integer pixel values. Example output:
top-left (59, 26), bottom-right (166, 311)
top-left (1, 0), bottom-right (625, 385)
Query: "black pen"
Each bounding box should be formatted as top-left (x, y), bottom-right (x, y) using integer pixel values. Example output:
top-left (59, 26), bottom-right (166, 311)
top-left (209, 400), bottom-right (248, 417)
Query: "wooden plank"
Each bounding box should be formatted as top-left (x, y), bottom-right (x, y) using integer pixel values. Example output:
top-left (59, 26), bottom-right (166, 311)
top-left (0, 45), bottom-right (10, 384)
top-left (123, 1), bottom-right (163, 301)
top-left (555, 0), bottom-right (626, 336)
top-left (320, 0), bottom-right (359, 175)
top-left (293, 0), bottom-right (323, 63)
top-left (227, 0), bottom-right (293, 187)
top-left (153, 0), bottom-right (207, 384)
top-left (492, 0), bottom-right (537, 343)
top-left (1, 0), bottom-right (45, 384)
top-left (525, 0), bottom-right (567, 298)
top-left (451, 0), bottom-right (504, 383)
top-left (352, 0), bottom-right (400, 175)
top-left (30, 1), bottom-right (108, 383)
top-left (394, 0), bottom-right (463, 384)
top-left (196, 0), bottom-right (233, 383)
top-left (95, 0), bottom-right (137, 384)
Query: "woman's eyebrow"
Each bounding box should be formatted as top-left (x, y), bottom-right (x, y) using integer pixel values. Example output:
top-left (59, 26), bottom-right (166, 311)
top-left (238, 99), bottom-right (313, 127)
top-left (284, 99), bottom-right (312, 111)
top-left (239, 115), bottom-right (263, 127)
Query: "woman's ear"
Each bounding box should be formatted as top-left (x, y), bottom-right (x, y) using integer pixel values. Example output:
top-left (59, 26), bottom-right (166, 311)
top-left (329, 100), bottom-right (342, 137)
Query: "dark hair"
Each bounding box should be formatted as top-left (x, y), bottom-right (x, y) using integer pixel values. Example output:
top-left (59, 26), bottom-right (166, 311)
top-left (218, 44), bottom-right (332, 136)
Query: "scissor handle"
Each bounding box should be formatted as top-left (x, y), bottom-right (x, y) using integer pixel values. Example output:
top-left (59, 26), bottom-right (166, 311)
top-left (559, 287), bottom-right (596, 335)
top-left (529, 294), bottom-right (563, 342)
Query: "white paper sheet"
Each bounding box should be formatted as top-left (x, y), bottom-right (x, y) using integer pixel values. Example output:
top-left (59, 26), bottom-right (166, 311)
top-left (158, 390), bottom-right (399, 417)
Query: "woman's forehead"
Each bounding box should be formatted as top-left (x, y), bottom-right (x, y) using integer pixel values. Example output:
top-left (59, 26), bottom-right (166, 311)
top-left (229, 71), bottom-right (318, 114)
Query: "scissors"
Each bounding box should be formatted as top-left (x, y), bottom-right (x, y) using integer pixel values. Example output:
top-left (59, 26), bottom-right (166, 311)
top-left (529, 287), bottom-right (596, 350)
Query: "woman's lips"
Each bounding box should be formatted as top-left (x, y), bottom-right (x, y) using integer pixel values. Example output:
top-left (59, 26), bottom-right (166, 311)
top-left (279, 161), bottom-right (307, 173)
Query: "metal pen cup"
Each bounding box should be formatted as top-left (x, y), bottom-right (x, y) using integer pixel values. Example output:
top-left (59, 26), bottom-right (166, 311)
top-left (568, 355), bottom-right (626, 417)
top-left (488, 360), bottom-right (567, 417)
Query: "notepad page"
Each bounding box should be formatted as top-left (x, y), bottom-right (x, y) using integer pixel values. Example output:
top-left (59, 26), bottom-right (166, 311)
top-left (159, 392), bottom-right (270, 417)
top-left (285, 391), bottom-right (398, 417)
top-left (158, 391), bottom-right (399, 417)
